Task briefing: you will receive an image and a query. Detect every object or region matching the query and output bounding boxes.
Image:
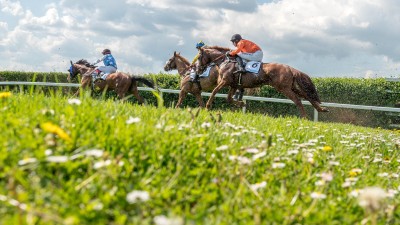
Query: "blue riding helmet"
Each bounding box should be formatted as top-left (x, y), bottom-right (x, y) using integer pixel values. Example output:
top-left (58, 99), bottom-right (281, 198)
top-left (196, 41), bottom-right (205, 48)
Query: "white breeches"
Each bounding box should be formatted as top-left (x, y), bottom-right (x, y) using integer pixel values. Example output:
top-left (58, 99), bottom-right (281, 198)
top-left (238, 50), bottom-right (263, 62)
top-left (97, 66), bottom-right (117, 75)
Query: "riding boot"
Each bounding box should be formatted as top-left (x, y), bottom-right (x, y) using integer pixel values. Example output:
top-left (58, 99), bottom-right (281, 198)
top-left (189, 73), bottom-right (199, 82)
top-left (233, 90), bottom-right (240, 101)
top-left (233, 57), bottom-right (246, 74)
top-left (233, 90), bottom-right (244, 101)
top-left (238, 90), bottom-right (244, 101)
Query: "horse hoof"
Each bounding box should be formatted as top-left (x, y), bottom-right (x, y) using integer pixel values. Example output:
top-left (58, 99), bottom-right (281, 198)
top-left (321, 108), bottom-right (329, 112)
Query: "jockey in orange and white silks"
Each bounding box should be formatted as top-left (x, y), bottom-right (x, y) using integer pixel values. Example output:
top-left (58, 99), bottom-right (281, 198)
top-left (92, 49), bottom-right (118, 80)
top-left (228, 34), bottom-right (263, 73)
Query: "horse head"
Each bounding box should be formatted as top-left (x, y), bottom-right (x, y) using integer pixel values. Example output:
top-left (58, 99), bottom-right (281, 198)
top-left (68, 60), bottom-right (78, 82)
top-left (164, 51), bottom-right (179, 71)
top-left (67, 59), bottom-right (95, 82)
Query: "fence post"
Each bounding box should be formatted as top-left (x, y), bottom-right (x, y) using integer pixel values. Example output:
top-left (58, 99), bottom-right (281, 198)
top-left (313, 109), bottom-right (318, 122)
top-left (242, 100), bottom-right (247, 113)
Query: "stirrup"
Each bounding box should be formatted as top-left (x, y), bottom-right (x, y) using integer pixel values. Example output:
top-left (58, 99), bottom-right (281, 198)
top-left (233, 70), bottom-right (245, 75)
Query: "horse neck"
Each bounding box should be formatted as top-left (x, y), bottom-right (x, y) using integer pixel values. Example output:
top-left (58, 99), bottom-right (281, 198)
top-left (175, 57), bottom-right (190, 77)
top-left (206, 50), bottom-right (226, 66)
top-left (76, 65), bottom-right (93, 76)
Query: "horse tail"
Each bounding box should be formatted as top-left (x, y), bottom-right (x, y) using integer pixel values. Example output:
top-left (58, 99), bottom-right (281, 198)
top-left (131, 76), bottom-right (155, 89)
top-left (290, 67), bottom-right (321, 103)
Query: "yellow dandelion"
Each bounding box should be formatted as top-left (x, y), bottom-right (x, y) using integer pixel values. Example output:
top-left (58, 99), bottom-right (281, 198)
top-left (0, 92), bottom-right (12, 99)
top-left (349, 168), bottom-right (362, 177)
top-left (322, 145), bottom-right (333, 152)
top-left (41, 122), bottom-right (71, 142)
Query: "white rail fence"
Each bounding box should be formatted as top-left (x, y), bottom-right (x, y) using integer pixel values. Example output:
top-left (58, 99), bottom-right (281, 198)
top-left (1, 81), bottom-right (399, 123)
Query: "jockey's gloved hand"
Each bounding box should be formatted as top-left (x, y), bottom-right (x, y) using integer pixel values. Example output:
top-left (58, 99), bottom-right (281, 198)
top-left (225, 51), bottom-right (231, 57)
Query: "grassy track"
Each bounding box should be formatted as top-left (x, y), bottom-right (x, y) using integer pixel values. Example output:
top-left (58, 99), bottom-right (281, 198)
top-left (0, 91), bottom-right (399, 224)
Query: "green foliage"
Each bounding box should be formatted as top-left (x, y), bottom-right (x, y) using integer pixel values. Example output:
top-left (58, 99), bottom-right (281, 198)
top-left (0, 92), bottom-right (399, 224)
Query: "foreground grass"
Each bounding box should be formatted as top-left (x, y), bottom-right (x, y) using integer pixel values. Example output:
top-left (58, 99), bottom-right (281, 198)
top-left (0, 92), bottom-right (399, 225)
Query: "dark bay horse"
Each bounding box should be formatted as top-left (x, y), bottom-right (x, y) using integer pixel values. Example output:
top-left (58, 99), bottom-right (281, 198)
top-left (197, 48), bottom-right (329, 118)
top-left (164, 50), bottom-right (225, 108)
top-left (68, 59), bottom-right (154, 103)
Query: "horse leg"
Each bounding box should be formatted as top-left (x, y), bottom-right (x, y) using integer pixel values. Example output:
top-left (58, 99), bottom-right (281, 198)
top-left (175, 90), bottom-right (187, 108)
top-left (206, 80), bottom-right (227, 109)
top-left (131, 85), bottom-right (144, 104)
top-left (281, 89), bottom-right (308, 118)
top-left (310, 101), bottom-right (329, 112)
top-left (194, 92), bottom-right (205, 108)
top-left (227, 87), bottom-right (237, 104)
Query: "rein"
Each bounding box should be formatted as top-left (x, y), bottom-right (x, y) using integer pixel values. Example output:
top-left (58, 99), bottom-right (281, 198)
top-left (198, 52), bottom-right (226, 71)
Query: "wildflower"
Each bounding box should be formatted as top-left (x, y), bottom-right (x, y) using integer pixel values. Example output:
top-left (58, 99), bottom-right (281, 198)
top-left (216, 145), bottom-right (229, 151)
top-left (46, 156), bottom-right (69, 163)
top-left (252, 151), bottom-right (266, 160)
top-left (310, 192), bottom-right (326, 199)
top-left (318, 172), bottom-right (333, 182)
top-left (201, 122), bottom-right (211, 128)
top-left (41, 122), bottom-right (71, 142)
top-left (228, 155), bottom-right (251, 165)
top-left (250, 181), bottom-right (267, 191)
top-left (387, 189), bottom-right (398, 198)
top-left (287, 149), bottom-right (299, 155)
top-left (94, 160), bottom-right (112, 169)
top-left (349, 189), bottom-right (361, 198)
top-left (322, 145), bottom-right (332, 152)
top-left (126, 116), bottom-right (141, 124)
top-left (83, 149), bottom-right (104, 157)
top-left (18, 158), bottom-right (38, 166)
top-left (245, 148), bottom-right (259, 154)
top-left (315, 180), bottom-right (325, 186)
top-left (0, 92), bottom-right (12, 99)
top-left (67, 98), bottom-right (82, 105)
top-left (349, 168), bottom-right (362, 177)
top-left (126, 190), bottom-right (150, 204)
top-left (154, 215), bottom-right (183, 225)
top-left (358, 187), bottom-right (387, 212)
top-left (329, 161), bottom-right (340, 166)
top-left (237, 156), bottom-right (251, 165)
top-left (377, 173), bottom-right (389, 177)
top-left (272, 163), bottom-right (286, 169)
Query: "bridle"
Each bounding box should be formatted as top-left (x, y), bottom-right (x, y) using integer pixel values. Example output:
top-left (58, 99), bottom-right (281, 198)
top-left (166, 54), bottom-right (191, 76)
top-left (68, 61), bottom-right (77, 80)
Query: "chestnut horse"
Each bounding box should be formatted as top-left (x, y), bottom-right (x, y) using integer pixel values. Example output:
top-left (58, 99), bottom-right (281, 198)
top-left (68, 59), bottom-right (154, 103)
top-left (164, 49), bottom-right (234, 108)
top-left (197, 48), bottom-right (329, 118)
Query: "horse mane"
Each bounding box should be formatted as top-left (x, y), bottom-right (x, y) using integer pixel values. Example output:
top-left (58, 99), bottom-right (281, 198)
top-left (75, 59), bottom-right (95, 68)
top-left (203, 46), bottom-right (231, 52)
top-left (175, 54), bottom-right (190, 65)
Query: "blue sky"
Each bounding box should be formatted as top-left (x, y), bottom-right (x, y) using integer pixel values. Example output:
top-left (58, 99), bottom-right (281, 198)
top-left (0, 0), bottom-right (399, 78)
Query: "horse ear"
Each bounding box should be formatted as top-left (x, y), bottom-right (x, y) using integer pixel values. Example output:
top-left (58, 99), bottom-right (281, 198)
top-left (70, 60), bottom-right (73, 66)
top-left (174, 51), bottom-right (176, 56)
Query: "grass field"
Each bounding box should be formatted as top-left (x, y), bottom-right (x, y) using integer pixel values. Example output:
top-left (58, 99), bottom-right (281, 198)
top-left (0, 91), bottom-right (400, 224)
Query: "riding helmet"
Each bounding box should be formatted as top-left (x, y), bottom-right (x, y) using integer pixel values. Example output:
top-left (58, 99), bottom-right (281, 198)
top-left (102, 49), bottom-right (111, 55)
top-left (196, 41), bottom-right (205, 48)
top-left (230, 34), bottom-right (242, 42)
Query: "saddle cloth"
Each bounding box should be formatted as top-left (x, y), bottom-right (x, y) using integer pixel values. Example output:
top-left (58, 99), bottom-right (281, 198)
top-left (199, 64), bottom-right (215, 78)
top-left (244, 61), bottom-right (262, 74)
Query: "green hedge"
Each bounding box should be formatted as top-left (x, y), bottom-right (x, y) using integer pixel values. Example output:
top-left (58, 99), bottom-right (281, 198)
top-left (1, 71), bottom-right (399, 129)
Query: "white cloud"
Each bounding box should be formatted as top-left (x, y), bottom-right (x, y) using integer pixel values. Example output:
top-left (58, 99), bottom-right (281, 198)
top-left (0, 0), bottom-right (399, 77)
top-left (0, 0), bottom-right (24, 16)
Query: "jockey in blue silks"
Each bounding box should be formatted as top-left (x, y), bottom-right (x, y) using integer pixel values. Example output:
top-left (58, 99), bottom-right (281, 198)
top-left (92, 49), bottom-right (118, 80)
